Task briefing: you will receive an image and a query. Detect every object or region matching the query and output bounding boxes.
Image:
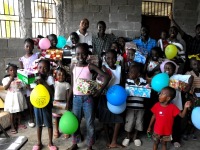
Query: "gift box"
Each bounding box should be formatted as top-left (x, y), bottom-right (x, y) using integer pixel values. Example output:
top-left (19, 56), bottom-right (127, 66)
top-left (0, 111), bottom-right (11, 130)
top-left (45, 49), bottom-right (63, 60)
top-left (17, 69), bottom-right (39, 84)
top-left (169, 79), bottom-right (187, 91)
top-left (134, 51), bottom-right (147, 64)
top-left (125, 85), bottom-right (151, 98)
top-left (77, 78), bottom-right (102, 94)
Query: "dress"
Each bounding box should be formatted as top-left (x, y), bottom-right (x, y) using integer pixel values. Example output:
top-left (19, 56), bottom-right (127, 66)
top-left (2, 77), bottom-right (27, 113)
top-left (98, 65), bottom-right (123, 123)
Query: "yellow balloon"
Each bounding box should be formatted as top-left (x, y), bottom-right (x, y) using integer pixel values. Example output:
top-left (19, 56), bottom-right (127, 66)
top-left (165, 44), bottom-right (178, 59)
top-left (30, 84), bottom-right (50, 108)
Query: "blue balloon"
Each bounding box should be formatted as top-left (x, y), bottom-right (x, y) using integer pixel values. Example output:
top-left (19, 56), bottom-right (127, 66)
top-left (106, 85), bottom-right (127, 106)
top-left (56, 36), bottom-right (67, 49)
top-left (191, 107), bottom-right (200, 130)
top-left (151, 73), bottom-right (169, 92)
top-left (107, 101), bottom-right (126, 114)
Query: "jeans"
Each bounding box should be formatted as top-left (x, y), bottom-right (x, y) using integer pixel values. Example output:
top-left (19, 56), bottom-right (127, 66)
top-left (72, 95), bottom-right (95, 146)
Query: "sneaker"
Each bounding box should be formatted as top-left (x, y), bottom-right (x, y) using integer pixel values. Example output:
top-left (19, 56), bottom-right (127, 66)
top-left (192, 134), bottom-right (197, 140)
top-left (28, 122), bottom-right (35, 128)
top-left (122, 138), bottom-right (130, 147)
top-left (134, 139), bottom-right (142, 146)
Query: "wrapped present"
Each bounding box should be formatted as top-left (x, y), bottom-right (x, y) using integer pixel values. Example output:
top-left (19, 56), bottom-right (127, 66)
top-left (169, 79), bottom-right (187, 91)
top-left (125, 85), bottom-right (151, 98)
top-left (134, 51), bottom-right (147, 64)
top-left (0, 111), bottom-right (11, 130)
top-left (17, 69), bottom-right (39, 84)
top-left (71, 55), bottom-right (99, 66)
top-left (45, 49), bottom-right (63, 60)
top-left (77, 78), bottom-right (102, 94)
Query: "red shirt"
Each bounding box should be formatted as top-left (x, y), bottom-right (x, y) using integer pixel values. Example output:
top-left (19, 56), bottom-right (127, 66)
top-left (151, 102), bottom-right (180, 135)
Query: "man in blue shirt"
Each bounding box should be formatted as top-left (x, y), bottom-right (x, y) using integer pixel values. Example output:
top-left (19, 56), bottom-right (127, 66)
top-left (133, 26), bottom-right (157, 54)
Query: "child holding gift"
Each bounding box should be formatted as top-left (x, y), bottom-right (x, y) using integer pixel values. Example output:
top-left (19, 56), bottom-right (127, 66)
top-left (19, 38), bottom-right (39, 127)
top-left (98, 49), bottom-right (124, 149)
top-left (147, 87), bottom-right (191, 150)
top-left (33, 59), bottom-right (57, 150)
top-left (68, 43), bottom-right (109, 150)
top-left (122, 64), bottom-right (148, 147)
top-left (52, 67), bottom-right (70, 139)
top-left (3, 63), bottom-right (27, 134)
top-left (164, 62), bottom-right (193, 148)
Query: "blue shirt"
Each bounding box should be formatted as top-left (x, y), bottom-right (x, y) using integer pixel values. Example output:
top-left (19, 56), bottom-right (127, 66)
top-left (133, 37), bottom-right (157, 54)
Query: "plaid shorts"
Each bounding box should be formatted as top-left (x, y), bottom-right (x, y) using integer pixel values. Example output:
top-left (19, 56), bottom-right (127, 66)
top-left (152, 133), bottom-right (173, 142)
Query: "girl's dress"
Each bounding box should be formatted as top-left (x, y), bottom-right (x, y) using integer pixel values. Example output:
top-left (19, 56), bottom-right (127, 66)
top-left (98, 64), bottom-right (123, 123)
top-left (3, 77), bottom-right (27, 113)
top-left (52, 81), bottom-right (70, 117)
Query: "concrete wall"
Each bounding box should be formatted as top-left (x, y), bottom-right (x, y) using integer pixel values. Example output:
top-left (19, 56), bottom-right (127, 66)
top-left (173, 0), bottom-right (198, 36)
top-left (62, 0), bottom-right (142, 38)
top-left (197, 1), bottom-right (200, 24)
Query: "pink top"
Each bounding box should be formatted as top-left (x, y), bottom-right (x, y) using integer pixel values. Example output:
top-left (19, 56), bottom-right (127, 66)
top-left (19, 53), bottom-right (39, 70)
top-left (73, 65), bottom-right (92, 95)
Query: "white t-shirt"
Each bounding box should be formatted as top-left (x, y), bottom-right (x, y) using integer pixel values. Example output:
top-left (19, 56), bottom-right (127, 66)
top-left (170, 74), bottom-right (191, 110)
top-left (54, 81), bottom-right (70, 100)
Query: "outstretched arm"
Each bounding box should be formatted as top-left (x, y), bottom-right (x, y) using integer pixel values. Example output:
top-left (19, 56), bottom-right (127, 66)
top-left (179, 101), bottom-right (191, 118)
top-left (147, 114), bottom-right (155, 133)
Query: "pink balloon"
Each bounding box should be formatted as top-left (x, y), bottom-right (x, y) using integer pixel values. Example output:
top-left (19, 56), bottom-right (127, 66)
top-left (39, 38), bottom-right (51, 50)
top-left (160, 59), bottom-right (178, 73)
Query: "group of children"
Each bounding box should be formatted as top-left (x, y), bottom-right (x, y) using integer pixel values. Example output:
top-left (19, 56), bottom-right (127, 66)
top-left (1, 20), bottom-right (200, 150)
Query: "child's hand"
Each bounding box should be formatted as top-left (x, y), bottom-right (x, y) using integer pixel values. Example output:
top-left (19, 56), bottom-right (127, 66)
top-left (184, 101), bottom-right (191, 108)
top-left (147, 127), bottom-right (152, 133)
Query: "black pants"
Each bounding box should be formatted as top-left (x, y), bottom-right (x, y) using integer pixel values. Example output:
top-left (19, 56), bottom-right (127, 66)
top-left (172, 115), bottom-right (182, 143)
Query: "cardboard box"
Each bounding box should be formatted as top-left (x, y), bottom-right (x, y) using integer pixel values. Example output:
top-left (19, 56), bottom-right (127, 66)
top-left (17, 69), bottom-right (39, 84)
top-left (45, 49), bottom-right (63, 60)
top-left (125, 85), bottom-right (151, 98)
top-left (0, 111), bottom-right (10, 130)
top-left (169, 79), bottom-right (187, 91)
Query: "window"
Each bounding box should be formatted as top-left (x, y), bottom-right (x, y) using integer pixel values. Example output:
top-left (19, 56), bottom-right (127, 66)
top-left (0, 0), bottom-right (20, 38)
top-left (31, 0), bottom-right (57, 38)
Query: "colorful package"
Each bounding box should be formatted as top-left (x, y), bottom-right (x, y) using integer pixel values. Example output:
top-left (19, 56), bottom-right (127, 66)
top-left (125, 85), bottom-right (151, 98)
top-left (134, 51), bottom-right (147, 64)
top-left (169, 79), bottom-right (187, 91)
top-left (77, 78), bottom-right (102, 94)
top-left (17, 69), bottom-right (39, 84)
top-left (45, 49), bottom-right (63, 60)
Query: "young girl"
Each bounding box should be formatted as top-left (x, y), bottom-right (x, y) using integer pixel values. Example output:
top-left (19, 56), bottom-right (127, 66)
top-left (68, 43), bottom-right (109, 150)
top-left (19, 38), bottom-right (39, 127)
top-left (52, 67), bottom-right (70, 138)
top-left (3, 63), bottom-right (27, 134)
top-left (98, 49), bottom-right (123, 149)
top-left (33, 59), bottom-right (57, 150)
top-left (157, 30), bottom-right (168, 52)
top-left (111, 42), bottom-right (124, 66)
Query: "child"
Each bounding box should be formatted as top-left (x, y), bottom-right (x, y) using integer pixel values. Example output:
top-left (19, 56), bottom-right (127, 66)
top-left (147, 87), bottom-right (191, 150)
top-left (48, 34), bottom-right (58, 49)
top-left (122, 64), bottom-right (148, 147)
top-left (157, 30), bottom-right (168, 52)
top-left (3, 63), bottom-right (27, 134)
top-left (146, 47), bottom-right (163, 82)
top-left (111, 42), bottom-right (124, 66)
top-left (98, 49), bottom-right (123, 149)
top-left (19, 38), bottom-right (39, 127)
top-left (183, 57), bottom-right (200, 140)
top-left (33, 59), bottom-right (57, 150)
top-left (52, 67), bottom-right (70, 138)
top-left (67, 43), bottom-right (109, 150)
top-left (65, 32), bottom-right (80, 54)
top-left (164, 62), bottom-right (193, 148)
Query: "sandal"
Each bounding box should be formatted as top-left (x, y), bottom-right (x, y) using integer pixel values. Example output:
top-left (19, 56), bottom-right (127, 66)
top-left (174, 142), bottom-right (181, 148)
top-left (18, 124), bottom-right (27, 129)
top-left (32, 144), bottom-right (43, 150)
top-left (10, 129), bottom-right (17, 134)
top-left (48, 145), bottom-right (57, 150)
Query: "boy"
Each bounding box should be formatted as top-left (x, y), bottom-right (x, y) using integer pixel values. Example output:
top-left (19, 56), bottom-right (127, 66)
top-left (147, 87), bottom-right (191, 150)
top-left (122, 64), bottom-right (147, 147)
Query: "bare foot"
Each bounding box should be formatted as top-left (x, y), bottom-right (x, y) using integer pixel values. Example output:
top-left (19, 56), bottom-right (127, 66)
top-left (107, 143), bottom-right (123, 149)
top-left (67, 144), bottom-right (78, 150)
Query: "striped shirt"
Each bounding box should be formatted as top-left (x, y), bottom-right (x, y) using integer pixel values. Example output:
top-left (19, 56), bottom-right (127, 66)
top-left (126, 78), bottom-right (147, 109)
top-left (186, 70), bottom-right (200, 89)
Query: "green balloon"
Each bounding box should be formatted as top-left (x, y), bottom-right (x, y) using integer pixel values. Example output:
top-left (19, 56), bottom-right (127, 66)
top-left (59, 111), bottom-right (78, 134)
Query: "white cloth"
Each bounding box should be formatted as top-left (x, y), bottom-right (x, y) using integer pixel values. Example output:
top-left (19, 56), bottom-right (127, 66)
top-left (105, 64), bottom-right (121, 88)
top-left (46, 76), bottom-right (54, 86)
top-left (2, 77), bottom-right (27, 113)
top-left (170, 74), bottom-right (191, 110)
top-left (54, 81), bottom-right (70, 100)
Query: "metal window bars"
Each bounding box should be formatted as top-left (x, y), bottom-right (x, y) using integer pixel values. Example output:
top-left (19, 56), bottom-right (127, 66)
top-left (0, 0), bottom-right (20, 38)
top-left (142, 1), bottom-right (172, 17)
top-left (31, 0), bottom-right (57, 38)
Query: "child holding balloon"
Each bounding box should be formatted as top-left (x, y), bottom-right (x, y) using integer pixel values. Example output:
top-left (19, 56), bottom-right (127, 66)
top-left (33, 59), bottom-right (57, 150)
top-left (2, 63), bottom-right (27, 134)
top-left (98, 49), bottom-right (124, 149)
top-left (164, 62), bottom-right (193, 148)
top-left (122, 63), bottom-right (148, 147)
top-left (68, 43), bottom-right (109, 150)
top-left (147, 86), bottom-right (191, 150)
top-left (52, 67), bottom-right (70, 139)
